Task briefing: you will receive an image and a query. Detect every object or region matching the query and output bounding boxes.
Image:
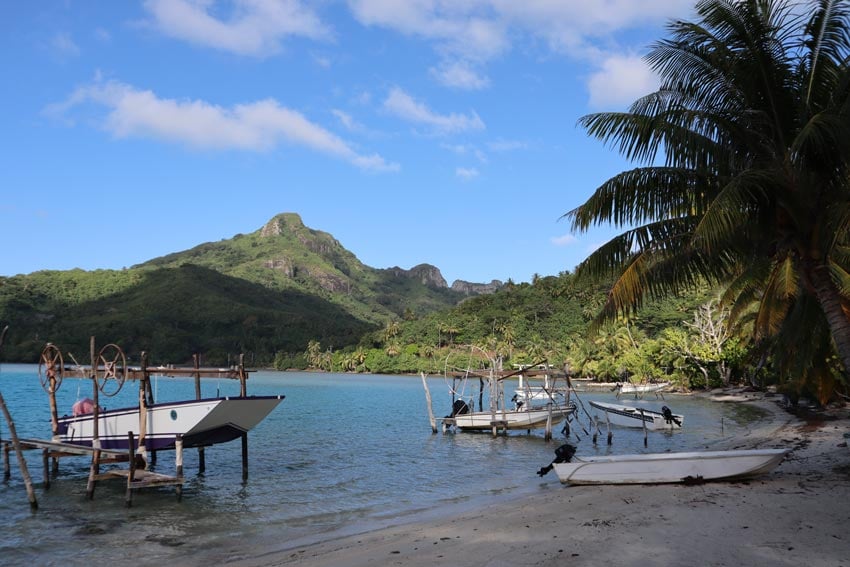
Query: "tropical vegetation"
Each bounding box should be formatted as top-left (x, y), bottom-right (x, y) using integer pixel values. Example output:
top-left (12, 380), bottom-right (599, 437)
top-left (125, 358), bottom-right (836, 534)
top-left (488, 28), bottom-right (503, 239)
top-left (566, 0), bottom-right (850, 403)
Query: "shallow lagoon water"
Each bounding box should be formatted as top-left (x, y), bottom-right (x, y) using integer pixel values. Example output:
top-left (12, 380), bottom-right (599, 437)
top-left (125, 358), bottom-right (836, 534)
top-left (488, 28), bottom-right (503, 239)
top-left (0, 365), bottom-right (764, 565)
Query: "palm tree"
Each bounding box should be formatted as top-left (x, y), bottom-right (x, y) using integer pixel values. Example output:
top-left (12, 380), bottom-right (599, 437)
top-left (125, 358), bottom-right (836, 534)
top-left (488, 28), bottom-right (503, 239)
top-left (565, 0), bottom-right (850, 392)
top-left (306, 340), bottom-right (322, 369)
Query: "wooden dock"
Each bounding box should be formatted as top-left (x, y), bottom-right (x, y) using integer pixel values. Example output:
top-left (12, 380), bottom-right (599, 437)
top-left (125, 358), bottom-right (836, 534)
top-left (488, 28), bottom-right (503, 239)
top-left (2, 433), bottom-right (184, 505)
top-left (2, 340), bottom-right (266, 508)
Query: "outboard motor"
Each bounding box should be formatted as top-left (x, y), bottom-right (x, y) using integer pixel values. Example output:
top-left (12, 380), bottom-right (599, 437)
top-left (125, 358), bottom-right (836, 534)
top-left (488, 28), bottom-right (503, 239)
top-left (445, 399), bottom-right (470, 418)
top-left (661, 405), bottom-right (682, 427)
top-left (536, 443), bottom-right (577, 477)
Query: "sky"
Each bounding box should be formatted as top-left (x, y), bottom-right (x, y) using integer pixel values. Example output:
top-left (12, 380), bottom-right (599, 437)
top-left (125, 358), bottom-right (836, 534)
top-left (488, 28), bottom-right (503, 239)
top-left (1, 0), bottom-right (696, 286)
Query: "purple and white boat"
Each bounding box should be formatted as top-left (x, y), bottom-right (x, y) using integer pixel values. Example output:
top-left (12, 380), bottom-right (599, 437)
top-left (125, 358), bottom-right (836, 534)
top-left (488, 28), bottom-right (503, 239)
top-left (56, 395), bottom-right (284, 451)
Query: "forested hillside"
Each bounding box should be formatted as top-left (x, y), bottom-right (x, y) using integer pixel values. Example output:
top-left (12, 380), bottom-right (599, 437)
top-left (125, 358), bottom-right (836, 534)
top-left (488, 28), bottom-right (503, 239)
top-left (291, 272), bottom-right (733, 394)
top-left (0, 213), bottom-right (493, 364)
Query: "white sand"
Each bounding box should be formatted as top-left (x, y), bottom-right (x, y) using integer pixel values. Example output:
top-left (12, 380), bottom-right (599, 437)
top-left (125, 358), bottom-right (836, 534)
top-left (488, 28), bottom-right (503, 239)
top-left (228, 395), bottom-right (850, 567)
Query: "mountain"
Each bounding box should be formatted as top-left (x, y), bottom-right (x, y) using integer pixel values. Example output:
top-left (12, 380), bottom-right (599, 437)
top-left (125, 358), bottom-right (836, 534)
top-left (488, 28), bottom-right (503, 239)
top-left (137, 213), bottom-right (490, 323)
top-left (0, 213), bottom-right (501, 364)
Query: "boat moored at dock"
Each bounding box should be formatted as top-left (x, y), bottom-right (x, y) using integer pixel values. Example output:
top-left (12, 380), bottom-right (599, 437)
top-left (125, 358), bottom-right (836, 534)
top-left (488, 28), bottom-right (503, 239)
top-left (57, 395), bottom-right (284, 451)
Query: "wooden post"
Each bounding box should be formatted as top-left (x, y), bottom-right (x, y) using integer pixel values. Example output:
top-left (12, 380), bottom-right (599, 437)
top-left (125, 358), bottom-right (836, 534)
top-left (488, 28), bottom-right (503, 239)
top-left (592, 415), bottom-right (599, 445)
top-left (87, 336), bottom-right (100, 500)
top-left (640, 409), bottom-right (648, 447)
top-left (194, 354), bottom-right (205, 473)
top-left (126, 431), bottom-right (136, 507)
top-left (606, 411), bottom-right (612, 445)
top-left (47, 366), bottom-right (59, 442)
top-left (175, 435), bottom-right (183, 502)
top-left (42, 448), bottom-right (50, 489)
top-left (0, 327), bottom-right (37, 507)
top-left (137, 352), bottom-right (148, 470)
top-left (420, 372), bottom-right (437, 433)
top-left (241, 432), bottom-right (249, 481)
top-left (238, 354), bottom-right (247, 397)
top-left (3, 443), bottom-right (9, 480)
top-left (0, 391), bottom-right (38, 509)
top-left (239, 354), bottom-right (248, 479)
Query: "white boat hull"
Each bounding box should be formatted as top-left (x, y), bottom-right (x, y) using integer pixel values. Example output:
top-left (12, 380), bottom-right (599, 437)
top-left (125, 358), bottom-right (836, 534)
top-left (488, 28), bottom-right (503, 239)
top-left (590, 400), bottom-right (683, 430)
top-left (452, 405), bottom-right (575, 431)
top-left (553, 448), bottom-right (789, 485)
top-left (513, 388), bottom-right (569, 405)
top-left (57, 396), bottom-right (284, 451)
top-left (618, 382), bottom-right (670, 395)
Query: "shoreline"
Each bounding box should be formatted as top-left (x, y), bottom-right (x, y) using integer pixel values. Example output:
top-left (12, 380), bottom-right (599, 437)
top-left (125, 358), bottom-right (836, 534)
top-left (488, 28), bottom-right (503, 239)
top-left (223, 391), bottom-right (850, 567)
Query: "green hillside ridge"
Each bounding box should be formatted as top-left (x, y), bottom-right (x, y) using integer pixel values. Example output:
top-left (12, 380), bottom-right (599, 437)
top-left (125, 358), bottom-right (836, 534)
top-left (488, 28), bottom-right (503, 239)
top-left (0, 213), bottom-right (497, 364)
top-left (137, 213), bottom-right (470, 324)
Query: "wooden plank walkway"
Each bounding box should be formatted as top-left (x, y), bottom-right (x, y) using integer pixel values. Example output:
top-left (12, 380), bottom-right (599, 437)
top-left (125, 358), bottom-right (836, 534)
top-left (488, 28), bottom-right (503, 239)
top-left (10, 437), bottom-right (128, 459)
top-left (93, 468), bottom-right (183, 489)
top-left (2, 436), bottom-right (184, 505)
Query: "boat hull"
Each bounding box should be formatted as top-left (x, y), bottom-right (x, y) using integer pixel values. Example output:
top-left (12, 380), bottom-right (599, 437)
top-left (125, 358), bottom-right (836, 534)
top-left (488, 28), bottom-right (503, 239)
top-left (453, 405), bottom-right (574, 431)
top-left (56, 396), bottom-right (284, 451)
top-left (553, 448), bottom-right (789, 485)
top-left (589, 400), bottom-right (683, 430)
top-left (618, 382), bottom-right (670, 395)
top-left (513, 388), bottom-right (569, 405)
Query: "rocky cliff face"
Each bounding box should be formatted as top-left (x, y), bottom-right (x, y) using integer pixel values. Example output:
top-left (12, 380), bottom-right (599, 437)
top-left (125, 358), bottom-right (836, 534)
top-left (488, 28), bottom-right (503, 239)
top-left (383, 264), bottom-right (448, 288)
top-left (451, 279), bottom-right (504, 295)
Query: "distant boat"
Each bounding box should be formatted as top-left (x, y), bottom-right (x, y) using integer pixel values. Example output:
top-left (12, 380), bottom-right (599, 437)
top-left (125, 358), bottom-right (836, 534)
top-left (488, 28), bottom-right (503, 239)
top-left (449, 401), bottom-right (577, 432)
top-left (538, 444), bottom-right (789, 485)
top-left (589, 400), bottom-right (683, 430)
top-left (57, 396), bottom-right (284, 451)
top-left (511, 366), bottom-right (569, 407)
top-left (616, 381), bottom-right (670, 397)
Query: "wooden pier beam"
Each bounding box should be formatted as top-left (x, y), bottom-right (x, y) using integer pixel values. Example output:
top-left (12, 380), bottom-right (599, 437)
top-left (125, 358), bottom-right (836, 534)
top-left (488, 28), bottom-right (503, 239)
top-left (175, 435), bottom-right (183, 502)
top-left (85, 335), bottom-right (107, 500)
top-left (125, 431), bottom-right (136, 507)
top-left (0, 391), bottom-right (38, 509)
top-left (3, 442), bottom-right (9, 480)
top-left (420, 372), bottom-right (437, 433)
top-left (193, 354), bottom-right (205, 473)
top-left (137, 352), bottom-right (149, 470)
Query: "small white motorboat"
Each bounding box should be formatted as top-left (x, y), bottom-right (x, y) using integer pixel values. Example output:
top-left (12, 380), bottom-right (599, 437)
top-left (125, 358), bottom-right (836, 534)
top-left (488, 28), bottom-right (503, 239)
top-left (57, 395), bottom-right (284, 451)
top-left (589, 400), bottom-right (683, 430)
top-left (537, 444), bottom-right (789, 485)
top-left (616, 381), bottom-right (670, 396)
top-left (452, 406), bottom-right (575, 431)
top-left (445, 399), bottom-right (577, 431)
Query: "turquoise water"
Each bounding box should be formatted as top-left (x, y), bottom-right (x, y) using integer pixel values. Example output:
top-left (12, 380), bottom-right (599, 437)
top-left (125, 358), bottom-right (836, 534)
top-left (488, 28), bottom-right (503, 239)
top-left (0, 364), bottom-right (763, 566)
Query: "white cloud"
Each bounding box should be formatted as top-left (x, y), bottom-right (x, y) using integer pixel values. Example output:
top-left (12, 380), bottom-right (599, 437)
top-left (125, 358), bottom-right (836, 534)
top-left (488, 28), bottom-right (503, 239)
top-left (383, 87), bottom-right (485, 134)
top-left (441, 143), bottom-right (487, 163)
top-left (143, 0), bottom-right (331, 56)
top-left (94, 28), bottom-right (112, 42)
top-left (312, 52), bottom-right (332, 68)
top-left (488, 138), bottom-right (527, 152)
top-left (456, 167), bottom-right (479, 180)
top-left (348, 0), bottom-right (508, 61)
top-left (47, 79), bottom-right (398, 172)
top-left (587, 54), bottom-right (659, 108)
top-left (331, 108), bottom-right (356, 130)
top-left (347, 1), bottom-right (689, 102)
top-left (430, 61), bottom-right (490, 90)
top-left (551, 233), bottom-right (577, 246)
top-left (51, 33), bottom-right (80, 56)
top-left (494, 0), bottom-right (690, 55)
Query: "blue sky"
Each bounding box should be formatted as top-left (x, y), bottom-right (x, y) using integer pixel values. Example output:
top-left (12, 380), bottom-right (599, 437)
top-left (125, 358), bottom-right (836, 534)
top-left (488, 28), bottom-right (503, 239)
top-left (1, 1), bottom-right (694, 285)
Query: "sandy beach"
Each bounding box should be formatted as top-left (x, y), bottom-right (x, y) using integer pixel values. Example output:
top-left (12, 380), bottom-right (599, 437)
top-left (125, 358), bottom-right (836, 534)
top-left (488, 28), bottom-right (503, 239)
top-left (229, 392), bottom-right (850, 567)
